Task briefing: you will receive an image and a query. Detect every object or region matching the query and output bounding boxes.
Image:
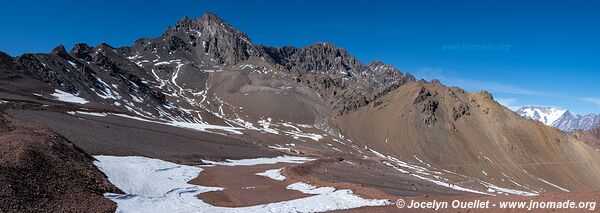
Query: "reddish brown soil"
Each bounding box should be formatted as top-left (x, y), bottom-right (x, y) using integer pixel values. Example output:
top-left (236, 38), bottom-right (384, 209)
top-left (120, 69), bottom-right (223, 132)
top-left (284, 159), bottom-right (400, 200)
top-left (339, 191), bottom-right (600, 212)
top-left (188, 158), bottom-right (439, 210)
top-left (0, 114), bottom-right (121, 213)
top-left (573, 125), bottom-right (600, 149)
top-left (188, 158), bottom-right (404, 208)
top-left (190, 163), bottom-right (311, 207)
top-left (286, 157), bottom-right (466, 197)
top-left (188, 156), bottom-right (600, 213)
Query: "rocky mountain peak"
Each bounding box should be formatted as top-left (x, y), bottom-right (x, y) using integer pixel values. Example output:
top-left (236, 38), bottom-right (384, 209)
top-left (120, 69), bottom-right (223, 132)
top-left (0, 51), bottom-right (13, 62)
top-left (148, 12), bottom-right (256, 65)
top-left (515, 106), bottom-right (600, 132)
top-left (50, 45), bottom-right (69, 57)
top-left (94, 43), bottom-right (115, 53)
top-left (553, 110), bottom-right (600, 132)
top-left (70, 43), bottom-right (93, 61)
top-left (368, 60), bottom-right (397, 74)
top-left (199, 12), bottom-right (227, 25)
top-left (304, 42), bottom-right (351, 58)
top-left (169, 12), bottom-right (250, 41)
top-left (271, 42), bottom-right (359, 74)
top-left (0, 51), bottom-right (18, 71)
top-left (313, 42), bottom-right (338, 50)
top-left (368, 60), bottom-right (385, 67)
top-left (516, 106), bottom-right (566, 126)
top-left (172, 15), bottom-right (201, 33)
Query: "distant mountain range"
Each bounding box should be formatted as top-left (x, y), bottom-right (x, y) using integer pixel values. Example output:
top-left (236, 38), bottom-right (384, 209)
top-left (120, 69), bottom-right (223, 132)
top-left (516, 106), bottom-right (600, 132)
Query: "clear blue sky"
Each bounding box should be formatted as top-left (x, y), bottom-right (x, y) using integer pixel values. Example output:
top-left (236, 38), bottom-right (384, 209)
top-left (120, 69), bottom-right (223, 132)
top-left (1, 0), bottom-right (599, 114)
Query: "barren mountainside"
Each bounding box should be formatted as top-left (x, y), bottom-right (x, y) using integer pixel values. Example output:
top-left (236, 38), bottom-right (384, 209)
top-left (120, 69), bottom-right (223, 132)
top-left (1, 12), bottom-right (600, 210)
top-left (573, 124), bottom-right (600, 149)
top-left (334, 82), bottom-right (600, 193)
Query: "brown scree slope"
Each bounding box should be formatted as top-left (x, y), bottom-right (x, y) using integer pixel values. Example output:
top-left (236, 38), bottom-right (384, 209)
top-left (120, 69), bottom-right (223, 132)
top-left (334, 82), bottom-right (600, 193)
top-left (0, 113), bottom-right (121, 213)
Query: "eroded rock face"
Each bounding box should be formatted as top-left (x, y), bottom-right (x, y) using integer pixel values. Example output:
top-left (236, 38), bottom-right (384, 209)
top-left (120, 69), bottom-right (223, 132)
top-left (0, 114), bottom-right (122, 213)
top-left (452, 102), bottom-right (470, 121)
top-left (256, 42), bottom-right (415, 115)
top-left (573, 125), bottom-right (600, 148)
top-left (413, 87), bottom-right (439, 126)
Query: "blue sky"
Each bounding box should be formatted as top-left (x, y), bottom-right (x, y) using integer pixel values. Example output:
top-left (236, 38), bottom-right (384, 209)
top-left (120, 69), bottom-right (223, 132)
top-left (1, 0), bottom-right (599, 114)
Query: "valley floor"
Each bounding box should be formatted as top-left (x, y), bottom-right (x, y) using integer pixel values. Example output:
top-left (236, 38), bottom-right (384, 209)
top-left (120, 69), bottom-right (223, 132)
top-left (188, 161), bottom-right (600, 213)
top-left (95, 154), bottom-right (600, 213)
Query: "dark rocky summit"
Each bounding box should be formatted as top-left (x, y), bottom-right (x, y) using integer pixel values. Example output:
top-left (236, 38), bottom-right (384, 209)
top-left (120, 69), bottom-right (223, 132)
top-left (3, 12), bottom-right (415, 118)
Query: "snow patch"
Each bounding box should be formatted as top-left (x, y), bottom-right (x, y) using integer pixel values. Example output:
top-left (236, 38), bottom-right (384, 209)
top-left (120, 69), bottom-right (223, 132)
top-left (258, 118), bottom-right (278, 134)
top-left (95, 155), bottom-right (389, 213)
top-left (255, 168), bottom-right (286, 181)
top-left (80, 112), bottom-right (244, 135)
top-left (169, 121), bottom-right (244, 135)
top-left (287, 182), bottom-right (336, 195)
top-left (67, 60), bottom-right (77, 68)
top-left (202, 156), bottom-right (314, 166)
top-left (483, 182), bottom-right (538, 196)
top-left (374, 150), bottom-right (536, 196)
top-left (69, 111), bottom-right (108, 117)
top-left (268, 145), bottom-right (297, 153)
top-left (51, 89), bottom-right (89, 104)
top-left (95, 77), bottom-right (120, 100)
top-left (537, 178), bottom-right (570, 192)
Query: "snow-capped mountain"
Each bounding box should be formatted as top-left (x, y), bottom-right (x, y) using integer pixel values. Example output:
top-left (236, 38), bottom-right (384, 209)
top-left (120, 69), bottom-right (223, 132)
top-left (553, 111), bottom-right (600, 132)
top-left (515, 106), bottom-right (567, 126)
top-left (516, 106), bottom-right (600, 132)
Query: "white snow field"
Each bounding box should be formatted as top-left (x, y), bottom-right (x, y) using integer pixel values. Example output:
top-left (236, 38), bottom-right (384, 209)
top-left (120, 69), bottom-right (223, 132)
top-left (94, 155), bottom-right (390, 213)
top-left (369, 149), bottom-right (538, 196)
top-left (67, 111), bottom-right (244, 135)
top-left (51, 89), bottom-right (89, 104)
top-left (201, 155), bottom-right (314, 166)
top-left (516, 106), bottom-right (566, 126)
top-left (255, 168), bottom-right (286, 181)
